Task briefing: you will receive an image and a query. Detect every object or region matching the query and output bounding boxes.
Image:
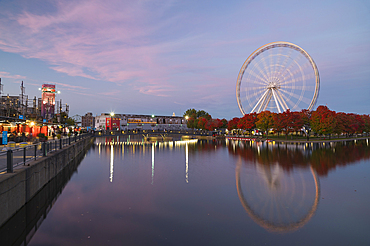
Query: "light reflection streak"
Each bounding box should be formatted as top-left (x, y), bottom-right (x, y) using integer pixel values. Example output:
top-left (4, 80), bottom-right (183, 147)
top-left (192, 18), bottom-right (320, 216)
top-left (185, 143), bottom-right (189, 183)
top-left (122, 144), bottom-right (124, 158)
top-left (152, 144), bottom-right (155, 185)
top-left (110, 145), bottom-right (114, 182)
top-left (94, 139), bottom-right (199, 184)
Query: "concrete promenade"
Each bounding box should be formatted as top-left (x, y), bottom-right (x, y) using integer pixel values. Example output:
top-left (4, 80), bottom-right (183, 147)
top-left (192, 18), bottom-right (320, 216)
top-left (0, 135), bottom-right (94, 227)
top-left (226, 135), bottom-right (370, 144)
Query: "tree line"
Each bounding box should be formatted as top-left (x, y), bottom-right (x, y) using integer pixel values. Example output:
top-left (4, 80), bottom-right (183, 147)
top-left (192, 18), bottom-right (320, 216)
top-left (183, 109), bottom-right (227, 131)
top-left (184, 106), bottom-right (370, 138)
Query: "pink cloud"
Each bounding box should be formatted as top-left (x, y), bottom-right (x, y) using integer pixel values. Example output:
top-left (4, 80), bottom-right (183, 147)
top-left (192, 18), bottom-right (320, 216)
top-left (0, 71), bottom-right (26, 80)
top-left (45, 81), bottom-right (88, 90)
top-left (0, 0), bottom-right (182, 93)
top-left (136, 85), bottom-right (174, 97)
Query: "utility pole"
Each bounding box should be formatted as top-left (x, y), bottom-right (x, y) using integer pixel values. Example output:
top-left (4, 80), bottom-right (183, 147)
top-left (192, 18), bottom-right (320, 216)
top-left (20, 81), bottom-right (25, 117)
top-left (60, 99), bottom-right (62, 114)
top-left (66, 103), bottom-right (69, 117)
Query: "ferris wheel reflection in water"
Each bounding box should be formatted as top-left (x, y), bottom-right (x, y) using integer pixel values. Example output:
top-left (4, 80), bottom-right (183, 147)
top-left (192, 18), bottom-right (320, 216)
top-left (233, 141), bottom-right (321, 233)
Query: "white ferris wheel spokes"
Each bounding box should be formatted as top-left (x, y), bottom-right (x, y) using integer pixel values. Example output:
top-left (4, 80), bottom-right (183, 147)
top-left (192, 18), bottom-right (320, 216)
top-left (236, 42), bottom-right (320, 115)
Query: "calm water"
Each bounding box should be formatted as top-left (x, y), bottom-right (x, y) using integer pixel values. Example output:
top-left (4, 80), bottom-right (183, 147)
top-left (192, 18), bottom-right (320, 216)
top-left (6, 136), bottom-right (370, 245)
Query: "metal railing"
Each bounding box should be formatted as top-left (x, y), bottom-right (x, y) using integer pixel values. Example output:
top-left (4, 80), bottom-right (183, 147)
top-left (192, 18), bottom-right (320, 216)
top-left (0, 133), bottom-right (92, 174)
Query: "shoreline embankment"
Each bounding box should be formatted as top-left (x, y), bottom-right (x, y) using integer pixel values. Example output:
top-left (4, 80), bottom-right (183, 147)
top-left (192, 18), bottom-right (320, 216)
top-left (0, 135), bottom-right (94, 227)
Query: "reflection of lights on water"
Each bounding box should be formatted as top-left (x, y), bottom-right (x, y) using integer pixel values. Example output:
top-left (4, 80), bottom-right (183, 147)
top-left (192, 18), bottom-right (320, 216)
top-left (257, 146), bottom-right (260, 155)
top-left (110, 145), bottom-right (114, 183)
top-left (186, 143), bottom-right (189, 183)
top-left (152, 144), bottom-right (155, 185)
top-left (95, 139), bottom-right (198, 184)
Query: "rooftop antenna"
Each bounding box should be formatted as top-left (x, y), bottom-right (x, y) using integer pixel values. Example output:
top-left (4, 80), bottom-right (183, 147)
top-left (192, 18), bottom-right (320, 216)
top-left (0, 78), bottom-right (2, 97)
top-left (20, 81), bottom-right (25, 116)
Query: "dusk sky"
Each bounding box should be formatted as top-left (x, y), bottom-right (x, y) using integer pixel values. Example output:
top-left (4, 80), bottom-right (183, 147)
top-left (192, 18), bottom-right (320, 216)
top-left (0, 0), bottom-right (369, 119)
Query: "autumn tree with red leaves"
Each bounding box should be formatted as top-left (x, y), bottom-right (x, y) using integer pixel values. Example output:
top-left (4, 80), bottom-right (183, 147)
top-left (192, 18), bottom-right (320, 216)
top-left (228, 117), bottom-right (240, 131)
top-left (272, 113), bottom-right (285, 137)
top-left (256, 111), bottom-right (274, 138)
top-left (291, 111), bottom-right (304, 135)
top-left (310, 106), bottom-right (337, 137)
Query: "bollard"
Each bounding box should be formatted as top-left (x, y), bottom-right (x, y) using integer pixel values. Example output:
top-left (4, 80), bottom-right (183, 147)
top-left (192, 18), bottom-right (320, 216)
top-left (69, 136), bottom-right (71, 145)
top-left (60, 138), bottom-right (62, 149)
top-left (42, 142), bottom-right (47, 157)
top-left (34, 144), bottom-right (37, 160)
top-left (23, 147), bottom-right (26, 164)
top-left (7, 149), bottom-right (13, 173)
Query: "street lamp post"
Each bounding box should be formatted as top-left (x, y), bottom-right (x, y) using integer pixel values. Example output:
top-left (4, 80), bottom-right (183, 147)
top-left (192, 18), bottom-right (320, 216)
top-left (110, 112), bottom-right (115, 133)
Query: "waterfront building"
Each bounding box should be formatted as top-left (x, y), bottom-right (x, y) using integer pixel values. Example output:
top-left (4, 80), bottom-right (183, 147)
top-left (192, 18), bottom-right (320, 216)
top-left (81, 112), bottom-right (95, 129)
top-left (94, 113), bottom-right (188, 131)
top-left (41, 84), bottom-right (57, 120)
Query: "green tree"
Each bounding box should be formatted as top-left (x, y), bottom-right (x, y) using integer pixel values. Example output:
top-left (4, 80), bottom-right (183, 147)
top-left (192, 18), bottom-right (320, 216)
top-left (196, 110), bottom-right (211, 119)
top-left (184, 109), bottom-right (211, 129)
top-left (220, 119), bottom-right (228, 128)
top-left (66, 117), bottom-right (76, 126)
top-left (184, 108), bottom-right (197, 118)
top-left (186, 117), bottom-right (198, 129)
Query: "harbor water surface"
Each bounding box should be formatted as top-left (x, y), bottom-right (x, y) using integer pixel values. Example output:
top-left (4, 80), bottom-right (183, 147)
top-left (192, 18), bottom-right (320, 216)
top-left (7, 136), bottom-right (370, 246)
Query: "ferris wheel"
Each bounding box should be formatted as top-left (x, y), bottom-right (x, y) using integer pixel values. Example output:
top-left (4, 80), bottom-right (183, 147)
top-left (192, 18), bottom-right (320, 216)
top-left (236, 42), bottom-right (320, 114)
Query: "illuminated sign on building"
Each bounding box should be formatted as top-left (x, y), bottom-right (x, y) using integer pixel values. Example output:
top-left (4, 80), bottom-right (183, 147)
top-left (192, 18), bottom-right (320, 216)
top-left (41, 84), bottom-right (56, 119)
top-left (106, 118), bottom-right (120, 130)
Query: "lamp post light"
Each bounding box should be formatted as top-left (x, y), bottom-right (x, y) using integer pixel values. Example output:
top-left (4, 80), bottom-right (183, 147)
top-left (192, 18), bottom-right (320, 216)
top-left (110, 112), bottom-right (115, 133)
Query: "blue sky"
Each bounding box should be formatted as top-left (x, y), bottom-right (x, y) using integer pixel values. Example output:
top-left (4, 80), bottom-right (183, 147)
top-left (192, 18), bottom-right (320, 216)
top-left (0, 0), bottom-right (369, 119)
